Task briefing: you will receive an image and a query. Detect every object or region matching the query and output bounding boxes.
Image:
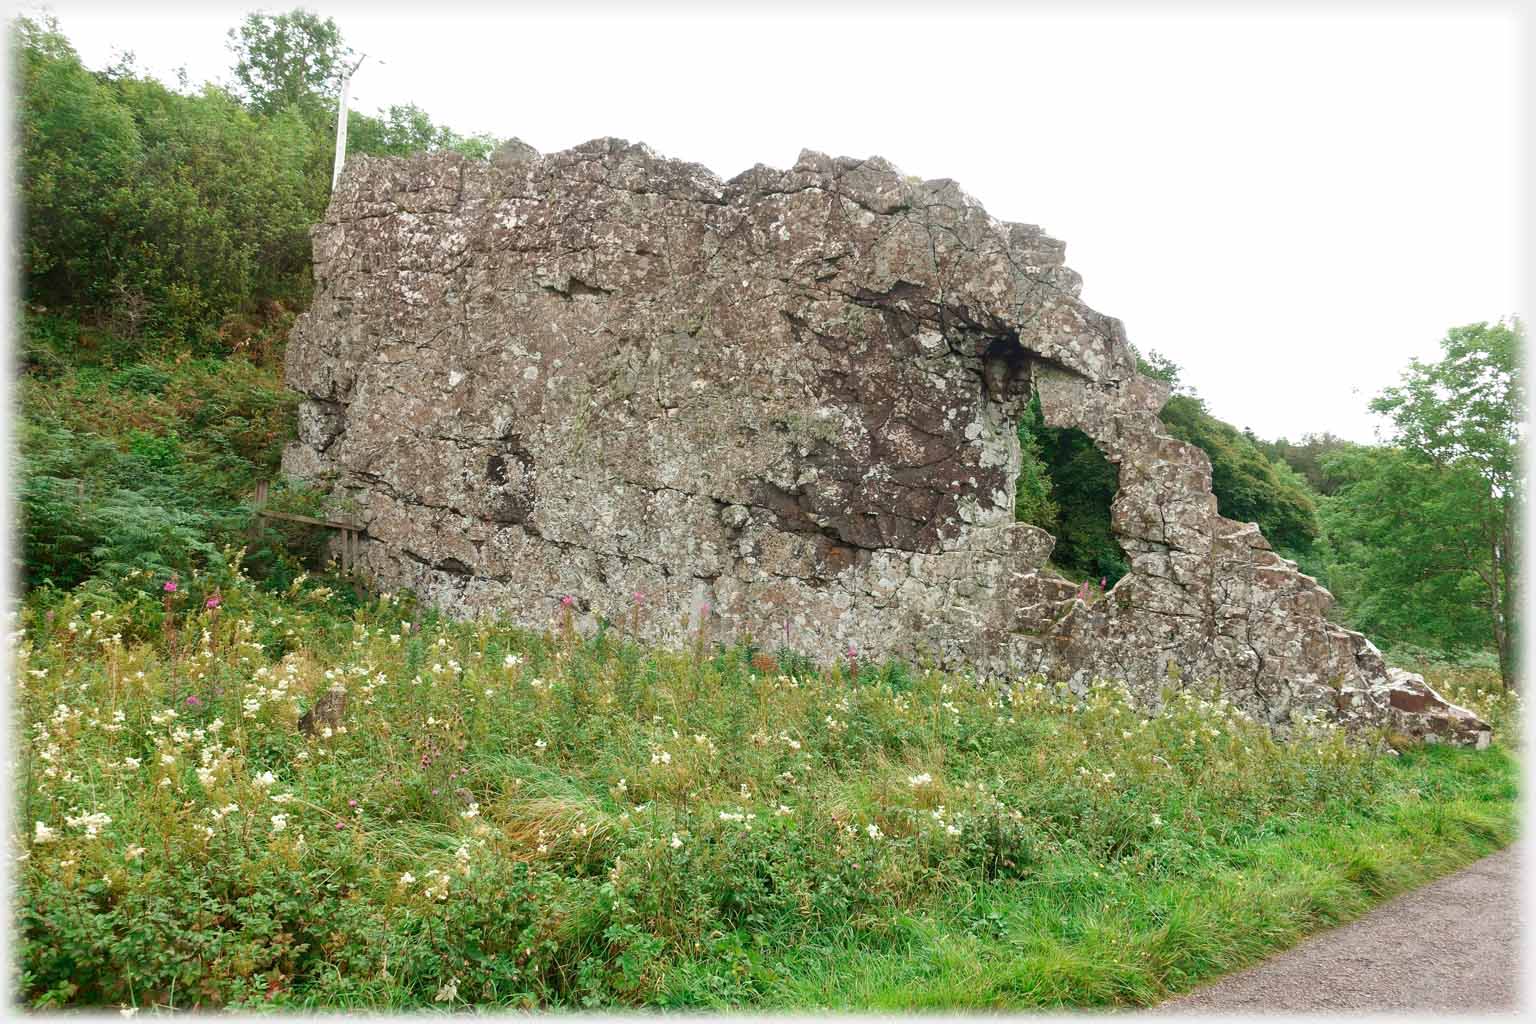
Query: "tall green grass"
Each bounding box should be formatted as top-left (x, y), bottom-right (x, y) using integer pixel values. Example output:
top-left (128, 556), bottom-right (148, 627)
top-left (11, 568), bottom-right (1519, 1010)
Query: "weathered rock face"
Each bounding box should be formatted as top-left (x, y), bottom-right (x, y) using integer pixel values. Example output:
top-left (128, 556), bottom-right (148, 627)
top-left (284, 137), bottom-right (1488, 745)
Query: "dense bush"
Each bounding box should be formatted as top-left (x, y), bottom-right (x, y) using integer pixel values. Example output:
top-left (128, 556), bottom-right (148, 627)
top-left (16, 18), bottom-right (318, 347)
top-left (13, 13), bottom-right (494, 352)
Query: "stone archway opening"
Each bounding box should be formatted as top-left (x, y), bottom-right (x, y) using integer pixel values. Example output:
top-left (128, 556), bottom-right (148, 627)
top-left (1013, 392), bottom-right (1129, 590)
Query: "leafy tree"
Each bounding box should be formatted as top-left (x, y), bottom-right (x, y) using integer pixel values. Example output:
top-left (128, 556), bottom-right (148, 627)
top-left (1318, 446), bottom-right (1494, 659)
top-left (1134, 347), bottom-right (1186, 393)
top-left (14, 16), bottom-right (321, 345)
top-left (226, 8), bottom-right (350, 118)
top-left (348, 102), bottom-right (501, 160)
top-left (15, 16), bottom-right (144, 313)
top-left (1366, 320), bottom-right (1523, 687)
top-left (1258, 432), bottom-right (1359, 495)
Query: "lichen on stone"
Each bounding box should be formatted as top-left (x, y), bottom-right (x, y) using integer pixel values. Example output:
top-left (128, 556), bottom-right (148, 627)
top-left (283, 137), bottom-right (1489, 747)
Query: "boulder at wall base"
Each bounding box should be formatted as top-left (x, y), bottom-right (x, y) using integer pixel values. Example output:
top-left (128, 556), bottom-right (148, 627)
top-left (1378, 669), bottom-right (1492, 749)
top-left (282, 137), bottom-right (1491, 747)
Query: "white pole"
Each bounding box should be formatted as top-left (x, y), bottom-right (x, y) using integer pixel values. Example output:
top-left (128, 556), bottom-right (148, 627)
top-left (332, 54), bottom-right (366, 192)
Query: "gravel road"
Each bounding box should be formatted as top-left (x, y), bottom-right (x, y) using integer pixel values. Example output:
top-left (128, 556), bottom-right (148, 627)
top-left (1152, 842), bottom-right (1523, 1014)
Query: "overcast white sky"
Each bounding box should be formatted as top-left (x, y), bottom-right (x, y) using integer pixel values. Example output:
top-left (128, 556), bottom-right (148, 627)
top-left (31, 1), bottom-right (1526, 443)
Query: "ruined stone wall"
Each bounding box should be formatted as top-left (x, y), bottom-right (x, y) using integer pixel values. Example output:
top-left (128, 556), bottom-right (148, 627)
top-left (284, 137), bottom-right (1487, 744)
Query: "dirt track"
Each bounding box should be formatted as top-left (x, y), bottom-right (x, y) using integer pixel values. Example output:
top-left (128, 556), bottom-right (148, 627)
top-left (1153, 842), bottom-right (1523, 1014)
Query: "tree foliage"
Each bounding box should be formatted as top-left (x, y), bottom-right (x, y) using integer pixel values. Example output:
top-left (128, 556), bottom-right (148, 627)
top-left (16, 16), bottom-right (318, 344)
top-left (226, 7), bottom-right (350, 117)
top-left (1257, 432), bottom-right (1359, 495)
top-left (1318, 446), bottom-right (1494, 657)
top-left (14, 10), bottom-right (495, 351)
top-left (1325, 320), bottom-right (1523, 686)
top-left (348, 102), bottom-right (500, 160)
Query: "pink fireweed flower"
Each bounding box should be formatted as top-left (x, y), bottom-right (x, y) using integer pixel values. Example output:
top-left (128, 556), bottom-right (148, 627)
top-left (632, 591), bottom-right (645, 603)
top-left (205, 593), bottom-right (222, 610)
top-left (185, 695), bottom-right (202, 708)
top-left (700, 602), bottom-right (711, 617)
top-left (561, 595), bottom-right (575, 608)
top-left (163, 579), bottom-right (178, 593)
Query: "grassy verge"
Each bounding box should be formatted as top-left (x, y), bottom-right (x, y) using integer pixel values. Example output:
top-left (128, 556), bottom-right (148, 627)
top-left (11, 570), bottom-right (1519, 1011)
top-left (762, 743), bottom-right (1516, 1008)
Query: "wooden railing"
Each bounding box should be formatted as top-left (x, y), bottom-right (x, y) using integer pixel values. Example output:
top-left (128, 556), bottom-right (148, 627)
top-left (250, 480), bottom-right (367, 573)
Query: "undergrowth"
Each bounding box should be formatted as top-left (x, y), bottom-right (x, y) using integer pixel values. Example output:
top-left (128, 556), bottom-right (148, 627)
top-left (9, 565), bottom-right (1520, 1010)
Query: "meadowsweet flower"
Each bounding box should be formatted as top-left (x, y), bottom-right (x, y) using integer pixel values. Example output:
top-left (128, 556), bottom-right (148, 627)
top-left (866, 823), bottom-right (884, 840)
top-left (670, 832), bottom-right (683, 848)
top-left (534, 738), bottom-right (547, 750)
top-left (270, 814), bottom-right (288, 832)
top-left (503, 653), bottom-right (522, 667)
top-left (908, 772), bottom-right (933, 787)
top-left (460, 802), bottom-right (480, 819)
top-left (775, 804), bottom-right (793, 816)
top-left (253, 771), bottom-right (276, 789)
top-left (33, 821), bottom-right (57, 845)
top-left (945, 824), bottom-right (962, 836)
top-left (1150, 814), bottom-right (1163, 827)
top-left (399, 871), bottom-right (416, 885)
